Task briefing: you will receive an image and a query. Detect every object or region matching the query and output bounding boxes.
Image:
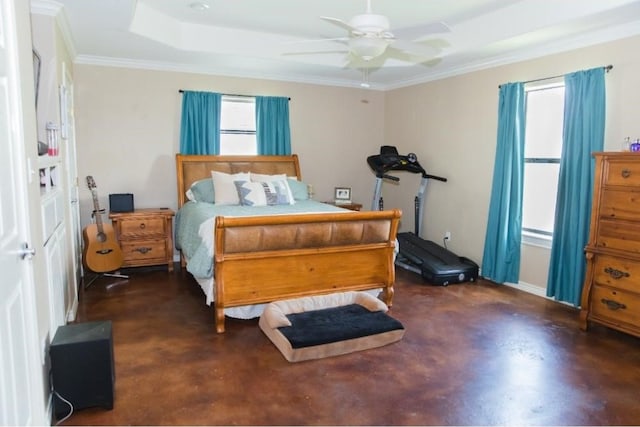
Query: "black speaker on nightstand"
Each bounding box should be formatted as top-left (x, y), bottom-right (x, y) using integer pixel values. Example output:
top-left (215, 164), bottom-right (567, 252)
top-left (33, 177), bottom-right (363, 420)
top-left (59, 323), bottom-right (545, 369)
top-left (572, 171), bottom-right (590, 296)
top-left (49, 321), bottom-right (115, 420)
top-left (109, 193), bottom-right (134, 213)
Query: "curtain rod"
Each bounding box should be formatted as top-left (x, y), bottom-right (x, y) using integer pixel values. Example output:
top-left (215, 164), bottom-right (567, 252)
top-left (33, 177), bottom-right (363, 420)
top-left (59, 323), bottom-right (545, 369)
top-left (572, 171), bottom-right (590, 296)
top-left (178, 89), bottom-right (290, 100)
top-left (499, 64), bottom-right (613, 88)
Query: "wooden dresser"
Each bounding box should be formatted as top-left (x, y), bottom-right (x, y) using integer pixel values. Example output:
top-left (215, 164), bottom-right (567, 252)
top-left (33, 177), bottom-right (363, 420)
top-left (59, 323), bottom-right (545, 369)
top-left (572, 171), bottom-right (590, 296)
top-left (580, 152), bottom-right (640, 337)
top-left (109, 208), bottom-right (175, 272)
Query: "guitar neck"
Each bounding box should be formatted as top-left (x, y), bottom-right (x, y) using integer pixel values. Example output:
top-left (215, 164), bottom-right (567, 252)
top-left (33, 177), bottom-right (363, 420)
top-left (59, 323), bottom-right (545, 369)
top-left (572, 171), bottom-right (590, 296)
top-left (91, 188), bottom-right (105, 233)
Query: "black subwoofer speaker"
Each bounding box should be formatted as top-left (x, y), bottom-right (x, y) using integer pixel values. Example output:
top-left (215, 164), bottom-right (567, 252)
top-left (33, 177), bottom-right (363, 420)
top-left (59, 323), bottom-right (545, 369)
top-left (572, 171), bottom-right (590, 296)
top-left (50, 321), bottom-right (115, 420)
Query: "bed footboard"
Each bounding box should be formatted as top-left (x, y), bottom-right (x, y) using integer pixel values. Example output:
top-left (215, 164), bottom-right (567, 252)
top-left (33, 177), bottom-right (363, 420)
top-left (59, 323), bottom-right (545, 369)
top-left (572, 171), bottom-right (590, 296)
top-left (213, 209), bottom-right (401, 333)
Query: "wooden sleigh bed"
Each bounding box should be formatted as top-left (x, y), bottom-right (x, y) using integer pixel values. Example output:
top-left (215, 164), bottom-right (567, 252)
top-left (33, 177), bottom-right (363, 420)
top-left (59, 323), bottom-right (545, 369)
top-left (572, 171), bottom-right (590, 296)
top-left (175, 154), bottom-right (401, 333)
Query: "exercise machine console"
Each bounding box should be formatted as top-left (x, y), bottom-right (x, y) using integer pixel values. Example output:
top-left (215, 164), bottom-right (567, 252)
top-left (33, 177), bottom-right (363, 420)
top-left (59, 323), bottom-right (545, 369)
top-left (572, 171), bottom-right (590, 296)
top-left (367, 146), bottom-right (478, 285)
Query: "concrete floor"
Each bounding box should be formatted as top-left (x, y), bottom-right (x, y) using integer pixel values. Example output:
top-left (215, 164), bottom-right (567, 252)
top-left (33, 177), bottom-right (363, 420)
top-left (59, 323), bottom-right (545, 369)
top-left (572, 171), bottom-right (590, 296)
top-left (62, 267), bottom-right (640, 425)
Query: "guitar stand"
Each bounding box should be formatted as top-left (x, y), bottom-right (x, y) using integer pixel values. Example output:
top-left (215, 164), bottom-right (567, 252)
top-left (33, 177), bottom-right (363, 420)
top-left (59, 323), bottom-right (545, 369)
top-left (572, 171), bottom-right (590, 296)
top-left (83, 270), bottom-right (129, 290)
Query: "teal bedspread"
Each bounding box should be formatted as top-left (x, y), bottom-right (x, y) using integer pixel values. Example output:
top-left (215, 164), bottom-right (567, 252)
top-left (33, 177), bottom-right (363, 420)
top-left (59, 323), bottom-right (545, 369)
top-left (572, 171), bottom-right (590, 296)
top-left (175, 200), bottom-right (348, 280)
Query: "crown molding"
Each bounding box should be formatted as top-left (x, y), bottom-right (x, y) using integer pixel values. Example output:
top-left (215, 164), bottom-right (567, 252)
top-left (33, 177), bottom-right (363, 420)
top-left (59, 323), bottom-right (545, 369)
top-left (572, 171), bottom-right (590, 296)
top-left (29, 2), bottom-right (640, 92)
top-left (31, 0), bottom-right (77, 59)
top-left (72, 55), bottom-right (384, 91)
top-left (385, 20), bottom-right (640, 90)
top-left (30, 0), bottom-right (61, 16)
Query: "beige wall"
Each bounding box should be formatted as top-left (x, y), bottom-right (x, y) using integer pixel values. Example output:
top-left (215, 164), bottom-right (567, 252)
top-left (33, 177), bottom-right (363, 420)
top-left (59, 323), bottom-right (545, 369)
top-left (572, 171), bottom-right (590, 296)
top-left (73, 67), bottom-right (385, 227)
top-left (73, 34), bottom-right (640, 291)
top-left (385, 34), bottom-right (640, 291)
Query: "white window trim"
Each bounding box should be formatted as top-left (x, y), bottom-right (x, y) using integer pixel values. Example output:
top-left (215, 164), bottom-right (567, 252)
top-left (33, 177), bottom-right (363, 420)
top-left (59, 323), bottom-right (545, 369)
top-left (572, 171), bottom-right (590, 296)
top-left (522, 230), bottom-right (552, 249)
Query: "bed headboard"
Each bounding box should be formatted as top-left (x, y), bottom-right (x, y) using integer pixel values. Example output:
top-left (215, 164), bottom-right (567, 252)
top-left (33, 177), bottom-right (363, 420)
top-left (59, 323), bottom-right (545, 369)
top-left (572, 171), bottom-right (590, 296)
top-left (176, 154), bottom-right (303, 208)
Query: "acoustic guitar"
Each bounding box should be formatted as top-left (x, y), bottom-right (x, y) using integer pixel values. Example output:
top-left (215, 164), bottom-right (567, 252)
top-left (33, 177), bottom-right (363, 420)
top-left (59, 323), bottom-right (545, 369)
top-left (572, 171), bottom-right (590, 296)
top-left (82, 176), bottom-right (124, 273)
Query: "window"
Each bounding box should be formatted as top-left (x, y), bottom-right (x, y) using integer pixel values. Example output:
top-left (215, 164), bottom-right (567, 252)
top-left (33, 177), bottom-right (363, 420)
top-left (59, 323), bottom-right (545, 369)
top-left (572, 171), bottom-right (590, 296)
top-left (219, 96), bottom-right (257, 155)
top-left (522, 83), bottom-right (565, 246)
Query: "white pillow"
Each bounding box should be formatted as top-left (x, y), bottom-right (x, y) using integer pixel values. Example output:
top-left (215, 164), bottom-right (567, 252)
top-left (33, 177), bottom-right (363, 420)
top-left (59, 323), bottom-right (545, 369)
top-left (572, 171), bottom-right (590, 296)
top-left (211, 171), bottom-right (250, 205)
top-left (250, 173), bottom-right (295, 204)
top-left (235, 180), bottom-right (295, 206)
top-left (251, 173), bottom-right (287, 182)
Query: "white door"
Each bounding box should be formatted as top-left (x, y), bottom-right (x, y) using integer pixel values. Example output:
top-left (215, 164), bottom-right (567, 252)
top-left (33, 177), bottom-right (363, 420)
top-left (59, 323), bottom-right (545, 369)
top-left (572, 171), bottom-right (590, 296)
top-left (61, 62), bottom-right (82, 309)
top-left (0, 0), bottom-right (46, 424)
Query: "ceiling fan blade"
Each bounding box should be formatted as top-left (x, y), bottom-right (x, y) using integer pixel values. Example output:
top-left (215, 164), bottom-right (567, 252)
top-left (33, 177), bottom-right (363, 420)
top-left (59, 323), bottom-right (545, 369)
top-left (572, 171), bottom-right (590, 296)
top-left (282, 49), bottom-right (350, 57)
top-left (320, 16), bottom-right (359, 33)
top-left (282, 36), bottom-right (349, 45)
top-left (393, 21), bottom-right (451, 41)
top-left (390, 39), bottom-right (440, 58)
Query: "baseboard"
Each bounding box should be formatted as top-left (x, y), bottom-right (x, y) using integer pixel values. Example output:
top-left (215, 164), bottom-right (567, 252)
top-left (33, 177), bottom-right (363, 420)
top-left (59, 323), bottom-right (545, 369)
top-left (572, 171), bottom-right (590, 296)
top-left (66, 298), bottom-right (78, 322)
top-left (45, 390), bottom-right (53, 425)
top-left (502, 280), bottom-right (578, 308)
top-left (503, 280), bottom-right (547, 298)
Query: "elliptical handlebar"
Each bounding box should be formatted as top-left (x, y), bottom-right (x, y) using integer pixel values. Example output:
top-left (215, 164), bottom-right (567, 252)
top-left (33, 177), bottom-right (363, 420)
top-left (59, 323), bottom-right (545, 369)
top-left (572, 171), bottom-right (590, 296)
top-left (367, 146), bottom-right (447, 182)
top-left (425, 174), bottom-right (447, 182)
top-left (381, 174), bottom-right (400, 182)
top-left (368, 146), bottom-right (447, 218)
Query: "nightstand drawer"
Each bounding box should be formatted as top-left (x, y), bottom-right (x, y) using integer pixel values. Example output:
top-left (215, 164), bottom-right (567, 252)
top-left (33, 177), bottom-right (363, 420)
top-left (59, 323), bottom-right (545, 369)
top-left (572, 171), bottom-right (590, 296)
top-left (119, 218), bottom-right (166, 238)
top-left (590, 285), bottom-right (640, 328)
top-left (120, 240), bottom-right (168, 263)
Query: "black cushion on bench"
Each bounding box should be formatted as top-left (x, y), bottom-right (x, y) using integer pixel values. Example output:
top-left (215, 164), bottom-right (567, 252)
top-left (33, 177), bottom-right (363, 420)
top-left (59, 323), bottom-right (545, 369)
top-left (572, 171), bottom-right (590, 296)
top-left (278, 303), bottom-right (405, 349)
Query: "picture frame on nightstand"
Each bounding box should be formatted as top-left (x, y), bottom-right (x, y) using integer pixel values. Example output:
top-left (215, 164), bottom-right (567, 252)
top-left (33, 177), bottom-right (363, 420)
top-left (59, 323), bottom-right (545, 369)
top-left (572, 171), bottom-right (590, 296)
top-left (334, 187), bottom-right (352, 204)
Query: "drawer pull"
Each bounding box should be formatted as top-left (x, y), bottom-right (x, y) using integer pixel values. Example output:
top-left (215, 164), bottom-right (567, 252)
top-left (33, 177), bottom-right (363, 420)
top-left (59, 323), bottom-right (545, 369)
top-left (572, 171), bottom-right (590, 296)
top-left (139, 223), bottom-right (146, 229)
top-left (621, 168), bottom-right (631, 178)
top-left (135, 247), bottom-right (152, 254)
top-left (600, 298), bottom-right (626, 311)
top-left (604, 267), bottom-right (629, 280)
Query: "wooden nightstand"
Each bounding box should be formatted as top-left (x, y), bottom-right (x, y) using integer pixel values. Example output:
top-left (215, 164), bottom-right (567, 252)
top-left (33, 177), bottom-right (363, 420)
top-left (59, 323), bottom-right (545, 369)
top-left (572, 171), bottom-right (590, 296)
top-left (324, 202), bottom-right (363, 211)
top-left (108, 208), bottom-right (175, 272)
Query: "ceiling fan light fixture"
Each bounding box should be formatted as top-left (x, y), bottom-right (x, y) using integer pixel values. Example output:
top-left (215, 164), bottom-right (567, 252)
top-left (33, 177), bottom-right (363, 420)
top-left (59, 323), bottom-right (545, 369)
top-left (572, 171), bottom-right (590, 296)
top-left (349, 13), bottom-right (390, 34)
top-left (189, 2), bottom-right (209, 11)
top-left (349, 37), bottom-right (389, 60)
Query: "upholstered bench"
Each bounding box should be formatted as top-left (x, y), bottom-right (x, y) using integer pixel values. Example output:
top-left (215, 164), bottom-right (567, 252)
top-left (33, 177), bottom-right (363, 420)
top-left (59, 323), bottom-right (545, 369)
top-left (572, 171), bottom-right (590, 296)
top-left (259, 291), bottom-right (405, 362)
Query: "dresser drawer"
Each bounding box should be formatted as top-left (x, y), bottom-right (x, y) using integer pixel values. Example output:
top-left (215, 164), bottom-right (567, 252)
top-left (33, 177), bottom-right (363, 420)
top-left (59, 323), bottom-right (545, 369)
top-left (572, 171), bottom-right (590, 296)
top-left (600, 188), bottom-right (640, 221)
top-left (120, 240), bottom-right (168, 263)
top-left (119, 217), bottom-right (166, 238)
top-left (604, 159), bottom-right (640, 186)
top-left (596, 218), bottom-right (640, 253)
top-left (590, 285), bottom-right (640, 328)
top-left (593, 255), bottom-right (640, 293)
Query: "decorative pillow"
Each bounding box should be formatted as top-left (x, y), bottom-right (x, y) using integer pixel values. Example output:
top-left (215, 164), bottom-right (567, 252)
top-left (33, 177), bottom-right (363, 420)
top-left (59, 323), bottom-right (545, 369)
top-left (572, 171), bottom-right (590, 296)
top-left (186, 178), bottom-right (215, 203)
top-left (235, 180), bottom-right (295, 206)
top-left (250, 173), bottom-right (287, 182)
top-left (249, 173), bottom-right (295, 204)
top-left (211, 171), bottom-right (250, 205)
top-left (287, 178), bottom-right (309, 201)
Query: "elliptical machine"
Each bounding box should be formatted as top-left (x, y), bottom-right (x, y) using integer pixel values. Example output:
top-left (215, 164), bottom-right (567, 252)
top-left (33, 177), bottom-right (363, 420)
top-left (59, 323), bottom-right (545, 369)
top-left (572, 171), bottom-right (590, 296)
top-left (367, 146), bottom-right (478, 286)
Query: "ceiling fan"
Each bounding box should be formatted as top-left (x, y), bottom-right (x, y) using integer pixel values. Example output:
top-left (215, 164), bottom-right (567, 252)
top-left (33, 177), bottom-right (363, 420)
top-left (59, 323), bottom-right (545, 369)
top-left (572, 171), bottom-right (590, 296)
top-left (318, 0), bottom-right (450, 62)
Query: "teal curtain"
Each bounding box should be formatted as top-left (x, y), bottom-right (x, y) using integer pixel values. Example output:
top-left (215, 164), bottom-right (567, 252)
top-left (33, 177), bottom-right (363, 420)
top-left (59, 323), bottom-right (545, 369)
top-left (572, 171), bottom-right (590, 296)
top-left (546, 67), bottom-right (606, 305)
top-left (256, 96), bottom-right (291, 155)
top-left (179, 91), bottom-right (221, 154)
top-left (481, 82), bottom-right (526, 284)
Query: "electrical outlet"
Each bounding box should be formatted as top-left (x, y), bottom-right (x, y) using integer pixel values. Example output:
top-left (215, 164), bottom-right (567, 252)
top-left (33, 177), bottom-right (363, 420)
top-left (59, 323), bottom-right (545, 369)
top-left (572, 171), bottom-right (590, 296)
top-left (444, 231), bottom-right (451, 241)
